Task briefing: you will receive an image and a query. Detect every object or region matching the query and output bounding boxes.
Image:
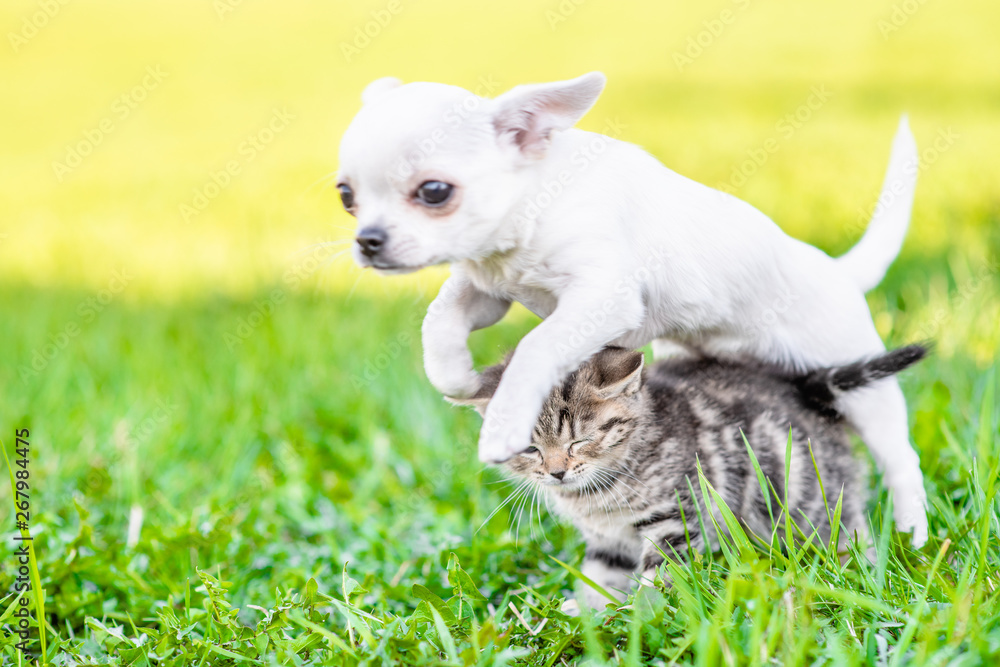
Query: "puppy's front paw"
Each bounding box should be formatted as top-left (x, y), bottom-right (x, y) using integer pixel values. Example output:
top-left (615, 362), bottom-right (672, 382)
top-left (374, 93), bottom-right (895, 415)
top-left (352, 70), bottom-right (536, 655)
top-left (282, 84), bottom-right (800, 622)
top-left (560, 599), bottom-right (581, 617)
top-left (477, 429), bottom-right (528, 464)
top-left (477, 400), bottom-right (532, 462)
top-left (583, 588), bottom-right (613, 611)
top-left (426, 366), bottom-right (481, 399)
top-left (891, 483), bottom-right (929, 548)
top-left (560, 591), bottom-right (613, 615)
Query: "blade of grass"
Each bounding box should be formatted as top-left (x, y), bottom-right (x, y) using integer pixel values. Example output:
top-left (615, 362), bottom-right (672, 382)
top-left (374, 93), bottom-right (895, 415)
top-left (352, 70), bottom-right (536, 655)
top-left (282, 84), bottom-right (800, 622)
top-left (549, 556), bottom-right (619, 604)
top-left (888, 539), bottom-right (951, 666)
top-left (783, 429), bottom-right (795, 560)
top-left (743, 431), bottom-right (775, 527)
top-left (286, 611), bottom-right (358, 657)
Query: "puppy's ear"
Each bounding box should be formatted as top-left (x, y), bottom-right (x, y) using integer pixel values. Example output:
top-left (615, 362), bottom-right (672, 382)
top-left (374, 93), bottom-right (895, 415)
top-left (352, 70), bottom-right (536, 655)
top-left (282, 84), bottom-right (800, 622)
top-left (492, 72), bottom-right (606, 157)
top-left (362, 77), bottom-right (402, 105)
top-left (589, 347), bottom-right (645, 399)
top-left (444, 359), bottom-right (507, 417)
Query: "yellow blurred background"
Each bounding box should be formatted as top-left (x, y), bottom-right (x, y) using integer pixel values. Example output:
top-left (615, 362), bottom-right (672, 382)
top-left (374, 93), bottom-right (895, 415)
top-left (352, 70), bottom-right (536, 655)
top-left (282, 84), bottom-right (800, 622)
top-left (1, 0), bottom-right (997, 304)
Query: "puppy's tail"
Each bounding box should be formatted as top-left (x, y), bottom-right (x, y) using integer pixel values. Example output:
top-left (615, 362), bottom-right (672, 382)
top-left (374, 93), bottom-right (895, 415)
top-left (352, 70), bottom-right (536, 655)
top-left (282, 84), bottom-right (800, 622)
top-left (836, 115), bottom-right (918, 292)
top-left (797, 344), bottom-right (928, 409)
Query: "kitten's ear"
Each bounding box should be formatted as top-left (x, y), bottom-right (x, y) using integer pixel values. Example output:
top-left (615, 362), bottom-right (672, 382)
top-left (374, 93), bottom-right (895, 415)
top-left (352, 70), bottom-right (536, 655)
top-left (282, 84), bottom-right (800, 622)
top-left (591, 347), bottom-right (645, 400)
top-left (362, 77), bottom-right (402, 105)
top-left (444, 360), bottom-right (507, 417)
top-left (492, 72), bottom-right (606, 157)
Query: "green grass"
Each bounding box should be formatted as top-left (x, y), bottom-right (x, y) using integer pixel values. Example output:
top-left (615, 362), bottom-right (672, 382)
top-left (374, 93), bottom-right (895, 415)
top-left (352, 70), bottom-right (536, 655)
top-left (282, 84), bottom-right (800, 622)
top-left (0, 274), bottom-right (997, 664)
top-left (1, 0), bottom-right (999, 663)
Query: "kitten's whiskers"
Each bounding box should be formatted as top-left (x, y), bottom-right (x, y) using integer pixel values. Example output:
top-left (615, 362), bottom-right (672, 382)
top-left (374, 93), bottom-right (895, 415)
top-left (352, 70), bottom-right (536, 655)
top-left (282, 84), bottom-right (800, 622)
top-left (477, 479), bottom-right (531, 534)
top-left (511, 483), bottom-right (535, 545)
top-left (594, 465), bottom-right (643, 501)
top-left (592, 469), bottom-right (636, 524)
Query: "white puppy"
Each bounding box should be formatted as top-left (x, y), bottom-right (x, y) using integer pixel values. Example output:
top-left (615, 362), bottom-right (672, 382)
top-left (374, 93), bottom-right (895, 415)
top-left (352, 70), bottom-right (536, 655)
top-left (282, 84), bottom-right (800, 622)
top-left (336, 73), bottom-right (928, 546)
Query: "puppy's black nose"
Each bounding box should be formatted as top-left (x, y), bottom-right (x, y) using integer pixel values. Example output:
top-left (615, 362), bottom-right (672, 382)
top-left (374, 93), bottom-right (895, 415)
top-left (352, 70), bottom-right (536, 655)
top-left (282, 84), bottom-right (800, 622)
top-left (356, 227), bottom-right (387, 258)
top-left (550, 470), bottom-right (565, 481)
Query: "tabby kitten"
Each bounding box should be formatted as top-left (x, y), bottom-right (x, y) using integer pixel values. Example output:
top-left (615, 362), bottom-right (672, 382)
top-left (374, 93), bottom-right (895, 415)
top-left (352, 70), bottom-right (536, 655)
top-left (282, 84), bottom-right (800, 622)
top-left (452, 345), bottom-right (925, 609)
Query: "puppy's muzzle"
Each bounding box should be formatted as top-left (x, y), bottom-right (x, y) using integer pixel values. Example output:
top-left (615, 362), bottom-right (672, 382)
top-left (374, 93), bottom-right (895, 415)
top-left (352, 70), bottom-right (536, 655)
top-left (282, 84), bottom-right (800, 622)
top-left (355, 226), bottom-right (387, 258)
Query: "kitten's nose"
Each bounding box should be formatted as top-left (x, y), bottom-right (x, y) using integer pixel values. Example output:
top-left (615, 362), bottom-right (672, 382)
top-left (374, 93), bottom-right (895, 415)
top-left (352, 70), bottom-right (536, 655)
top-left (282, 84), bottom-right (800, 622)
top-left (550, 470), bottom-right (565, 481)
top-left (356, 227), bottom-right (387, 258)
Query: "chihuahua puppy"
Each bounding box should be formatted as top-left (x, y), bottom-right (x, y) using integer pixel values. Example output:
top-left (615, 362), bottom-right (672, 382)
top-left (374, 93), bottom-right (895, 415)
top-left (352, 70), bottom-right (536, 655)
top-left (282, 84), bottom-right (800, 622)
top-left (336, 73), bottom-right (928, 545)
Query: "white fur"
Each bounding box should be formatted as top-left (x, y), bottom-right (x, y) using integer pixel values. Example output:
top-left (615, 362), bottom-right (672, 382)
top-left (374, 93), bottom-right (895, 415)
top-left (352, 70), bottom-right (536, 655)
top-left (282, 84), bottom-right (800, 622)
top-left (838, 115), bottom-right (918, 292)
top-left (337, 73), bottom-right (928, 546)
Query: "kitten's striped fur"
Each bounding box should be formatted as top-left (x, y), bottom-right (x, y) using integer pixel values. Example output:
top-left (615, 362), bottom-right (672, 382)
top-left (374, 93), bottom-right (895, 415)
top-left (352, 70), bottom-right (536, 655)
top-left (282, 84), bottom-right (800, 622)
top-left (456, 345), bottom-right (926, 607)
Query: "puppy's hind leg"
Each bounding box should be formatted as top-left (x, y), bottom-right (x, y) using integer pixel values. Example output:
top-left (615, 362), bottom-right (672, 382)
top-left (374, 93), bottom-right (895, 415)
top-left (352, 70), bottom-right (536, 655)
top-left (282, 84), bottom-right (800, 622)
top-left (837, 377), bottom-right (928, 547)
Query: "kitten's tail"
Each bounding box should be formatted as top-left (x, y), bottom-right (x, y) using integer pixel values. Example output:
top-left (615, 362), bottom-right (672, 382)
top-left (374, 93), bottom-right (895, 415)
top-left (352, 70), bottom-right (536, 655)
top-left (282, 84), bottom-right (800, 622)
top-left (798, 344), bottom-right (928, 408)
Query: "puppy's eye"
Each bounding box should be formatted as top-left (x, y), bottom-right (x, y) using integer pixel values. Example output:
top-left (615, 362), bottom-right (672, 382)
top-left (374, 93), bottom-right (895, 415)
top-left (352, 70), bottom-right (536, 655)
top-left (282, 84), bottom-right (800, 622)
top-left (415, 180), bottom-right (453, 206)
top-left (337, 184), bottom-right (355, 211)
